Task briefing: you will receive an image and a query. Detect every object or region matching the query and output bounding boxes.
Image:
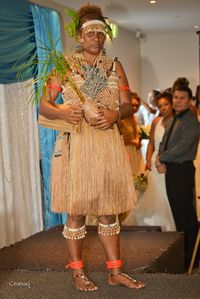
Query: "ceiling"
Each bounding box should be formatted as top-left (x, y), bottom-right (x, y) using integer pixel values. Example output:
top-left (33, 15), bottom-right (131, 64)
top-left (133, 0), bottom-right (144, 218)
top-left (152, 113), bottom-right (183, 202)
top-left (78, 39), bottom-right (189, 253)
top-left (53, 0), bottom-right (200, 33)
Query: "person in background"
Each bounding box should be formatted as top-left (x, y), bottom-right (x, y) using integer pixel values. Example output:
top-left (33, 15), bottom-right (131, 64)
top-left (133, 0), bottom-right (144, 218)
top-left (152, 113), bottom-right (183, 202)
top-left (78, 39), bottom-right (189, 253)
top-left (119, 93), bottom-right (145, 224)
top-left (194, 84), bottom-right (200, 234)
top-left (119, 92), bottom-right (145, 176)
top-left (195, 85), bottom-right (200, 116)
top-left (136, 89), bottom-right (161, 161)
top-left (39, 3), bottom-right (144, 291)
top-left (173, 77), bottom-right (197, 117)
top-left (136, 89), bottom-right (161, 127)
top-left (123, 92), bottom-right (176, 230)
top-left (156, 80), bottom-right (200, 267)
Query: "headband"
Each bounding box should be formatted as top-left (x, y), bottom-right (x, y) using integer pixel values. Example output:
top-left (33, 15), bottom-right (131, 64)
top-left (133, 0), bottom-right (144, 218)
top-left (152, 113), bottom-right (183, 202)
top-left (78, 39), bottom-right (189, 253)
top-left (64, 8), bottom-right (113, 40)
top-left (81, 20), bottom-right (105, 29)
top-left (81, 20), bottom-right (106, 35)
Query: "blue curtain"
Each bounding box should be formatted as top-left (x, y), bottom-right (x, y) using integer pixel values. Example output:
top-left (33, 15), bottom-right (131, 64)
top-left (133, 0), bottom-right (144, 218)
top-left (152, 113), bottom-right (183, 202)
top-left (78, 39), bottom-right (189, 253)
top-left (31, 5), bottom-right (67, 229)
top-left (0, 0), bottom-right (37, 83)
top-left (0, 0), bottom-right (67, 228)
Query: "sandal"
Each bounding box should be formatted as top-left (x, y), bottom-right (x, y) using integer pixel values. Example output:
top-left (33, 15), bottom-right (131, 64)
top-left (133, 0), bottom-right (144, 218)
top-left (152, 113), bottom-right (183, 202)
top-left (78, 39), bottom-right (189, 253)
top-left (108, 272), bottom-right (145, 289)
top-left (66, 260), bottom-right (98, 292)
top-left (73, 273), bottom-right (98, 291)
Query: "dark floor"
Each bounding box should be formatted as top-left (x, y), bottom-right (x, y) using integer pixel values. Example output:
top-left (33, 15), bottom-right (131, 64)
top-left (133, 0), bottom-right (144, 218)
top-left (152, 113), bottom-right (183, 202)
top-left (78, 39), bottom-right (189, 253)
top-left (0, 226), bottom-right (185, 273)
top-left (0, 270), bottom-right (200, 299)
top-left (0, 226), bottom-right (199, 299)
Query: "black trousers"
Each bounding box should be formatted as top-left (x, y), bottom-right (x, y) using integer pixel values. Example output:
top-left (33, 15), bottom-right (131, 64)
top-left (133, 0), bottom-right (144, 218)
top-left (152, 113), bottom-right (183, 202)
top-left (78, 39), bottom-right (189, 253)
top-left (165, 161), bottom-right (199, 263)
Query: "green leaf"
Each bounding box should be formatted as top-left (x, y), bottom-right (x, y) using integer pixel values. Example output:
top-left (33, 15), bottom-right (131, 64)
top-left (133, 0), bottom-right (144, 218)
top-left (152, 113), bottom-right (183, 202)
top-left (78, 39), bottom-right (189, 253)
top-left (64, 7), bottom-right (78, 18)
top-left (64, 7), bottom-right (80, 38)
top-left (14, 25), bottom-right (85, 105)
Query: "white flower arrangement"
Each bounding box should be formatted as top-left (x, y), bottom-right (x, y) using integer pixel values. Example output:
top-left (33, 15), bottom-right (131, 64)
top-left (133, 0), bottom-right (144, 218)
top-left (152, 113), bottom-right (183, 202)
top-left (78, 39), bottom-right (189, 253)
top-left (133, 173), bottom-right (148, 191)
top-left (139, 125), bottom-right (151, 140)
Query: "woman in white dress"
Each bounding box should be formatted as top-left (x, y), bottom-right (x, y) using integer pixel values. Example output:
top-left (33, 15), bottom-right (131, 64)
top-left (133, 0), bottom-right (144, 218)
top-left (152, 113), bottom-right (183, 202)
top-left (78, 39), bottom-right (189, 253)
top-left (123, 92), bottom-right (176, 231)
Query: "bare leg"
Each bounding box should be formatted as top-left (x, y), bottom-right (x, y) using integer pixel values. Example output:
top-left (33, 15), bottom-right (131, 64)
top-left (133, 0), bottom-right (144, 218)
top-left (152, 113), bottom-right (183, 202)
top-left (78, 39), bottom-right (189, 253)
top-left (98, 215), bottom-right (145, 289)
top-left (64, 215), bottom-right (97, 291)
top-left (98, 215), bottom-right (120, 274)
top-left (65, 215), bottom-right (85, 276)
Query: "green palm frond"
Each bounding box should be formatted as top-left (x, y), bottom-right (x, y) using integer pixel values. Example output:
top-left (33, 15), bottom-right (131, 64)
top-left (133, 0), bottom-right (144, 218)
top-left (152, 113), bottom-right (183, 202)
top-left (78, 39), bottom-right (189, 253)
top-left (64, 8), bottom-right (80, 38)
top-left (14, 30), bottom-right (85, 105)
top-left (104, 17), bottom-right (113, 41)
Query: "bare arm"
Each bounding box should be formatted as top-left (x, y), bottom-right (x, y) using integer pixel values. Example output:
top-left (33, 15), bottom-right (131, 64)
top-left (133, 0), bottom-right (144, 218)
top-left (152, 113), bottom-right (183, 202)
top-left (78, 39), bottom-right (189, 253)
top-left (116, 59), bottom-right (133, 119)
top-left (39, 74), bottom-right (83, 125)
top-left (145, 117), bottom-right (160, 170)
top-left (131, 119), bottom-right (142, 149)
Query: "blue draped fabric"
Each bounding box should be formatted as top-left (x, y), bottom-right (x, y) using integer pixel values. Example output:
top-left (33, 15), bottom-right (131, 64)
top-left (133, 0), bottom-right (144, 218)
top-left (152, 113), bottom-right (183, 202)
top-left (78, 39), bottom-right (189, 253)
top-left (0, 0), bottom-right (37, 83)
top-left (31, 5), bottom-right (67, 229)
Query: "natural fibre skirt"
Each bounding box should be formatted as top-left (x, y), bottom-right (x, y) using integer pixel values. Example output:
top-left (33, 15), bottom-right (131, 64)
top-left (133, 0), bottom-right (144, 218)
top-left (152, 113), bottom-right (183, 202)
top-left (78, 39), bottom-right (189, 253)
top-left (51, 121), bottom-right (136, 216)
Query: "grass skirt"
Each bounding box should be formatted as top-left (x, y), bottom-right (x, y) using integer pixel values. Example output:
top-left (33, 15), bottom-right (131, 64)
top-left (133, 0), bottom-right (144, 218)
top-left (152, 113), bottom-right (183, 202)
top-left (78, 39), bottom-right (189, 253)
top-left (51, 121), bottom-right (136, 216)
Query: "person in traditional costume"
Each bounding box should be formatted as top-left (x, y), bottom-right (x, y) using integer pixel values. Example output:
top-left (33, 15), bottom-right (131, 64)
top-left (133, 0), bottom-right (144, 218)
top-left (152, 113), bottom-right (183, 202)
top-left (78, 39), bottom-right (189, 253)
top-left (39, 4), bottom-right (145, 291)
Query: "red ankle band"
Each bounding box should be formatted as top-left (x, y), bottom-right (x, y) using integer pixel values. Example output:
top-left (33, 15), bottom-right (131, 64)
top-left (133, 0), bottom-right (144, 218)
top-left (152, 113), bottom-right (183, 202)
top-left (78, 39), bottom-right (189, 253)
top-left (106, 259), bottom-right (122, 269)
top-left (65, 260), bottom-right (83, 269)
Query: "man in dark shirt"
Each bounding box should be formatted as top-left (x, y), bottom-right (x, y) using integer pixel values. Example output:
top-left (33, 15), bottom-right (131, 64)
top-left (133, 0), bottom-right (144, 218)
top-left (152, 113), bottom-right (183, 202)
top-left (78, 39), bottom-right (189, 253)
top-left (156, 84), bottom-right (200, 267)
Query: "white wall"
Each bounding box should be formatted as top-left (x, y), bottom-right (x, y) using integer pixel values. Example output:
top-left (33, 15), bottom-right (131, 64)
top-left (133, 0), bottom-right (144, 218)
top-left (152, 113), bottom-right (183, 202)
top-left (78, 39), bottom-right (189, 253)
top-left (29, 0), bottom-right (140, 93)
top-left (140, 32), bottom-right (199, 99)
top-left (105, 27), bottom-right (140, 93)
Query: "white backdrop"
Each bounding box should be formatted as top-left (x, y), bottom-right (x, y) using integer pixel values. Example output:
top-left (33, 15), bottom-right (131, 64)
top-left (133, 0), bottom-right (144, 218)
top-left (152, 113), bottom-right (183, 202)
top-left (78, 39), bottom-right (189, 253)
top-left (0, 80), bottom-right (43, 249)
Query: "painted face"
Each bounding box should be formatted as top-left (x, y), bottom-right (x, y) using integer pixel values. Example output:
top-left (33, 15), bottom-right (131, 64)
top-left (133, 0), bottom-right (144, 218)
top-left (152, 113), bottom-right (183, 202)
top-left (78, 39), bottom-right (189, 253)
top-left (172, 90), bottom-right (191, 114)
top-left (80, 21), bottom-right (106, 54)
top-left (157, 98), bottom-right (172, 117)
top-left (131, 98), bottom-right (140, 113)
